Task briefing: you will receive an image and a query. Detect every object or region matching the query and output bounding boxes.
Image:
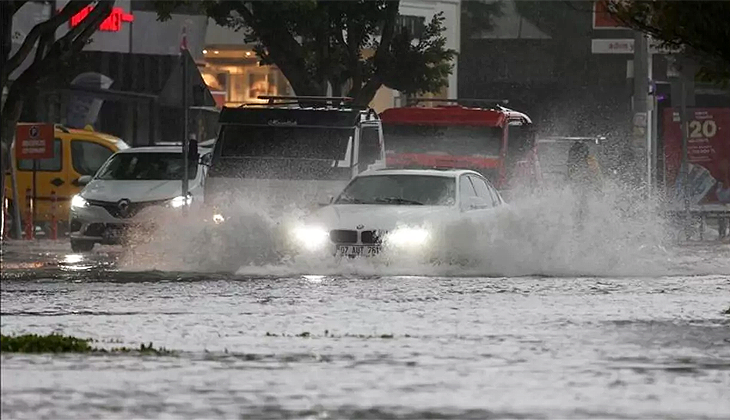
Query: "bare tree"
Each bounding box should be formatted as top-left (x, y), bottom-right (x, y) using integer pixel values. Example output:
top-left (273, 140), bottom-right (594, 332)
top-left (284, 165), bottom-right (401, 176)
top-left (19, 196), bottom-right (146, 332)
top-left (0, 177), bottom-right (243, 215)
top-left (1, 0), bottom-right (114, 236)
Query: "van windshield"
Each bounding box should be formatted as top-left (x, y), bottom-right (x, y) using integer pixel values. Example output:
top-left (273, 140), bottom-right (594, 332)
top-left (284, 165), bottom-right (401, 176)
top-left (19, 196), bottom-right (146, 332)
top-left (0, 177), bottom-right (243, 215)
top-left (214, 125), bottom-right (355, 180)
top-left (97, 153), bottom-right (197, 180)
top-left (220, 125), bottom-right (353, 160)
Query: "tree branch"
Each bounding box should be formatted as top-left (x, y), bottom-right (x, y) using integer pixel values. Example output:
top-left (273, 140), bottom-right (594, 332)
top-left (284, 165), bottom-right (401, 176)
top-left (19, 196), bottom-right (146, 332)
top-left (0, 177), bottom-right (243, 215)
top-left (4, 0), bottom-right (91, 83)
top-left (355, 0), bottom-right (399, 105)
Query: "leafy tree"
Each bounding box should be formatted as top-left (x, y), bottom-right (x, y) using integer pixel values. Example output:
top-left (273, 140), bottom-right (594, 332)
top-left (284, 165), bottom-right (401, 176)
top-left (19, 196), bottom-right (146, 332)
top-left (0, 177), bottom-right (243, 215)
top-left (155, 1), bottom-right (457, 106)
top-left (1, 0), bottom-right (114, 236)
top-left (606, 0), bottom-right (730, 82)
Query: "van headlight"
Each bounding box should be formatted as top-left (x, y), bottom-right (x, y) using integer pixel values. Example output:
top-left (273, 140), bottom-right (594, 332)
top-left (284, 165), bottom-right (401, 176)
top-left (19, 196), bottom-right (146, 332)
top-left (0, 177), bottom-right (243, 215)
top-left (70, 195), bottom-right (88, 209)
top-left (169, 195), bottom-right (193, 208)
top-left (291, 226), bottom-right (330, 251)
top-left (386, 227), bottom-right (430, 248)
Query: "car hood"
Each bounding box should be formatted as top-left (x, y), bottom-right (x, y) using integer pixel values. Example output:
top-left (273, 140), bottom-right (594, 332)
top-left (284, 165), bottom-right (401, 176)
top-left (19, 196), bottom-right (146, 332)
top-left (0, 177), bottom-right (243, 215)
top-left (304, 204), bottom-right (457, 231)
top-left (81, 179), bottom-right (199, 203)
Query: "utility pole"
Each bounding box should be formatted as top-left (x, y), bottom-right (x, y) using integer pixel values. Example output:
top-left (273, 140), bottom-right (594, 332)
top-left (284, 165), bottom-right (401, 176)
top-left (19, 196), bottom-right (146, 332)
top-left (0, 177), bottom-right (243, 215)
top-left (632, 31), bottom-right (650, 191)
top-left (180, 25), bottom-right (189, 215)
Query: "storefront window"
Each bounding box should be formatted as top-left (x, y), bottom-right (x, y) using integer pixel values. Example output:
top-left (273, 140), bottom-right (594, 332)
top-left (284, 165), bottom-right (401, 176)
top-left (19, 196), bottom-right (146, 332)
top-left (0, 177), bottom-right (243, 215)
top-left (200, 48), bottom-right (291, 107)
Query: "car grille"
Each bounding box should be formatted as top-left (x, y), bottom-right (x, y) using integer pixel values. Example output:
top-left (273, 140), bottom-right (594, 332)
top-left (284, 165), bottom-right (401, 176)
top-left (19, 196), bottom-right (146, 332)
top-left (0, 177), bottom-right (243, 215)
top-left (329, 229), bottom-right (387, 245)
top-left (330, 230), bottom-right (358, 244)
top-left (360, 230), bottom-right (384, 245)
top-left (87, 198), bottom-right (169, 219)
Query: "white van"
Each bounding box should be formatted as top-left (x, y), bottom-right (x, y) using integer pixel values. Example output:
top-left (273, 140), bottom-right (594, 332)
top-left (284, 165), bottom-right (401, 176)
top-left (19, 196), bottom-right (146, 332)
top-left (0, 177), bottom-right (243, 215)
top-left (205, 96), bottom-right (385, 213)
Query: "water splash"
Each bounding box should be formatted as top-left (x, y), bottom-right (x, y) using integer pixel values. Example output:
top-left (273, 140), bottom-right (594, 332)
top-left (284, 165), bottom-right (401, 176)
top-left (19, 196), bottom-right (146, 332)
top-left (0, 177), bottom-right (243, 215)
top-left (117, 182), bottom-right (730, 277)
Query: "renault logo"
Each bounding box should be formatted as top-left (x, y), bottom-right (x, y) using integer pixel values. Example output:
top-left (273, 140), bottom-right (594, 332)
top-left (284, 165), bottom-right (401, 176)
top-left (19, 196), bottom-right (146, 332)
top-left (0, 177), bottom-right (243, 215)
top-left (117, 199), bottom-right (131, 217)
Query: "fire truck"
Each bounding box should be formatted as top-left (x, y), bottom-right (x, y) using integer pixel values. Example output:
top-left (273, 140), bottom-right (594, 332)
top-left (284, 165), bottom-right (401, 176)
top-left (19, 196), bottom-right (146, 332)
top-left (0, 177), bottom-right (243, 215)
top-left (379, 98), bottom-right (538, 190)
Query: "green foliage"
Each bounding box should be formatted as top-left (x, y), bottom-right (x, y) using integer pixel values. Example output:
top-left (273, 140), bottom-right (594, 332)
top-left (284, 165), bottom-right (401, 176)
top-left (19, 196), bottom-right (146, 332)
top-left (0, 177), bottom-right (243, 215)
top-left (1, 334), bottom-right (175, 355)
top-left (1, 333), bottom-right (93, 353)
top-left (606, 0), bottom-right (730, 84)
top-left (152, 1), bottom-right (459, 105)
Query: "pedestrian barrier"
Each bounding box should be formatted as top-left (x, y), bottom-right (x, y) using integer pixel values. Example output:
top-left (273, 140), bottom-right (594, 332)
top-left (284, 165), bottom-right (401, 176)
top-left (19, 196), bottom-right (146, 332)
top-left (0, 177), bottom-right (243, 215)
top-left (24, 188), bottom-right (33, 240)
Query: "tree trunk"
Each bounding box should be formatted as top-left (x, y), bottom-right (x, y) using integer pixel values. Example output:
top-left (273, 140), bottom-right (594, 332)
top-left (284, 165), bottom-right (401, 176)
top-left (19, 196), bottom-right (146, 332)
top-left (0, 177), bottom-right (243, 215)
top-left (0, 82), bottom-right (24, 239)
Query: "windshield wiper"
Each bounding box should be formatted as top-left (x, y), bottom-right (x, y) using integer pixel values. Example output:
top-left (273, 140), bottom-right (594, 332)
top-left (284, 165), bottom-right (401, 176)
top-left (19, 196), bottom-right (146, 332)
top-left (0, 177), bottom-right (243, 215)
top-left (373, 197), bottom-right (424, 205)
top-left (336, 196), bottom-right (365, 204)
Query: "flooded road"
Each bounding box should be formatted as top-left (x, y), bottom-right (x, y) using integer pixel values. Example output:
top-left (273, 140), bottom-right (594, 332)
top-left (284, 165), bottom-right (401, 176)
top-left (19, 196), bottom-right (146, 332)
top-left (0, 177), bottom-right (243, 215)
top-left (1, 241), bottom-right (729, 420)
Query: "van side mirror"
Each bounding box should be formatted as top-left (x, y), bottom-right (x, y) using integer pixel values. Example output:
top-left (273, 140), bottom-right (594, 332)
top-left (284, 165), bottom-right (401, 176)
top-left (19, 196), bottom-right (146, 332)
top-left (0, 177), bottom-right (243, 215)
top-left (77, 175), bottom-right (92, 186)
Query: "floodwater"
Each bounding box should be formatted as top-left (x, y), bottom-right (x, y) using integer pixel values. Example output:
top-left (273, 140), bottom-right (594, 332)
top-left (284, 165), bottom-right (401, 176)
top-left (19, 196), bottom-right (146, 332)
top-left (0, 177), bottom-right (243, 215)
top-left (2, 186), bottom-right (730, 420)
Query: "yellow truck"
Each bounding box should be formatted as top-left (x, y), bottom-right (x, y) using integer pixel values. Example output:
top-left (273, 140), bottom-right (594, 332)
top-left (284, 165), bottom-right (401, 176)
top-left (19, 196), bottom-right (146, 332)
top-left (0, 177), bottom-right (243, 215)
top-left (4, 124), bottom-right (128, 236)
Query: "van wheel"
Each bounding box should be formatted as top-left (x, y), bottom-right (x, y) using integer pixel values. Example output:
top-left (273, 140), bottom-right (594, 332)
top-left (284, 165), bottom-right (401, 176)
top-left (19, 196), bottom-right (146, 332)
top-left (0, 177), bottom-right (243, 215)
top-left (70, 240), bottom-right (95, 253)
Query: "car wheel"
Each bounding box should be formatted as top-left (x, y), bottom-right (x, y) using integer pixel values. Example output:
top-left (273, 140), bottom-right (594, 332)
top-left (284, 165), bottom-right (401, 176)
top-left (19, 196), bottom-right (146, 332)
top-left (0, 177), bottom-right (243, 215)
top-left (70, 239), bottom-right (95, 253)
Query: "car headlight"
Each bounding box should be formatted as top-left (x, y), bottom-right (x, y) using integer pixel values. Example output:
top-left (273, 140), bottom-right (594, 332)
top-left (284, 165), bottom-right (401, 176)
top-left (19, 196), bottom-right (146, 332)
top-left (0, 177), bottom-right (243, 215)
top-left (386, 227), bottom-right (430, 248)
top-left (169, 195), bottom-right (193, 208)
top-left (291, 226), bottom-right (330, 251)
top-left (70, 195), bottom-right (88, 209)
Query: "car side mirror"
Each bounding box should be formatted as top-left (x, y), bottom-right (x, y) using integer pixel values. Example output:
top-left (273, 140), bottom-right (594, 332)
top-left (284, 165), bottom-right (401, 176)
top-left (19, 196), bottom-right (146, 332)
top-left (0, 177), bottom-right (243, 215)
top-left (77, 175), bottom-right (92, 186)
top-left (461, 196), bottom-right (487, 211)
top-left (318, 195), bottom-right (334, 207)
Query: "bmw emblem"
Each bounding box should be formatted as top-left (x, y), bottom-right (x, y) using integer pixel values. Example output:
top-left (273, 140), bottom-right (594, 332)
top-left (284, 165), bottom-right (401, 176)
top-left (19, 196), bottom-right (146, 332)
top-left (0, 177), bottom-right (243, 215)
top-left (356, 224), bottom-right (364, 229)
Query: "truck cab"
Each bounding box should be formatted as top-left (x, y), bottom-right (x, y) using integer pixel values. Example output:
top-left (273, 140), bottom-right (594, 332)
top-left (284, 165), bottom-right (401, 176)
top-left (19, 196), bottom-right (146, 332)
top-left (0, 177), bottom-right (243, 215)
top-left (379, 98), bottom-right (537, 191)
top-left (205, 96), bottom-right (385, 213)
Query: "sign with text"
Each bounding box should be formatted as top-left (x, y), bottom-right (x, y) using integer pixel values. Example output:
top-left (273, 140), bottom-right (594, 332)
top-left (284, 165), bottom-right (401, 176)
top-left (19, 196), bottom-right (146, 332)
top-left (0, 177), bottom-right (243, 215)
top-left (69, 6), bottom-right (134, 32)
top-left (664, 108), bottom-right (730, 205)
top-left (15, 123), bottom-right (54, 160)
top-left (591, 38), bottom-right (677, 55)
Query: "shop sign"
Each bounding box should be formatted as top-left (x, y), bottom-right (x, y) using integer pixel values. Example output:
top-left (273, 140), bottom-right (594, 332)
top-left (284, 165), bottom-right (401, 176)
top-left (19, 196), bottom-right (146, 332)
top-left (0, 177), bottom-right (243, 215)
top-left (69, 6), bottom-right (134, 32)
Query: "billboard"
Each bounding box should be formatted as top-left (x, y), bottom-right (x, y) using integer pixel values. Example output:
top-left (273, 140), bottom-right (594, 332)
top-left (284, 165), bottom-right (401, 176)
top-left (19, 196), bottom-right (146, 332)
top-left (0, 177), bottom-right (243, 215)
top-left (663, 108), bottom-right (730, 205)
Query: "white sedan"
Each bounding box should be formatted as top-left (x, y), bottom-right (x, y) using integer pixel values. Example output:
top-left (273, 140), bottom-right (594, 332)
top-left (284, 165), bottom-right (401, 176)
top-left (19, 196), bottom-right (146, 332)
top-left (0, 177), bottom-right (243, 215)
top-left (69, 146), bottom-right (211, 252)
top-left (288, 168), bottom-right (505, 258)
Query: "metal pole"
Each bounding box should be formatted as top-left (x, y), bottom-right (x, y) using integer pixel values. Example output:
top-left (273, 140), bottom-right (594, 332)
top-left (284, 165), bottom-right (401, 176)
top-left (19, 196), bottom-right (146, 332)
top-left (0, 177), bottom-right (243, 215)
top-left (181, 51), bottom-right (189, 215)
top-left (632, 31), bottom-right (649, 189)
top-left (32, 159), bottom-right (37, 235)
top-left (10, 143), bottom-right (23, 239)
top-left (679, 76), bottom-right (690, 240)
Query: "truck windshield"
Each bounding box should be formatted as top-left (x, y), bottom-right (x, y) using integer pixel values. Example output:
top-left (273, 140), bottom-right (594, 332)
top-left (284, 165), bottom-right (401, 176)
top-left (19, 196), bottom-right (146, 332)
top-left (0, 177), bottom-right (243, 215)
top-left (383, 125), bottom-right (503, 157)
top-left (97, 153), bottom-right (197, 180)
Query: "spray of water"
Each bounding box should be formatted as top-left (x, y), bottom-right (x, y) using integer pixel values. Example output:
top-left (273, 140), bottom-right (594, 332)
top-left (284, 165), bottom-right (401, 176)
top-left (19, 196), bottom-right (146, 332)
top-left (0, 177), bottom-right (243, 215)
top-left (117, 182), bottom-right (730, 277)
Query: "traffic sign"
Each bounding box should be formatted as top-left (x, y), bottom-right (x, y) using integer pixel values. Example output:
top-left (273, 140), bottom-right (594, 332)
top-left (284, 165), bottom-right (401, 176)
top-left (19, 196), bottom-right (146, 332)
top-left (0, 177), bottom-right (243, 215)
top-left (15, 123), bottom-right (54, 159)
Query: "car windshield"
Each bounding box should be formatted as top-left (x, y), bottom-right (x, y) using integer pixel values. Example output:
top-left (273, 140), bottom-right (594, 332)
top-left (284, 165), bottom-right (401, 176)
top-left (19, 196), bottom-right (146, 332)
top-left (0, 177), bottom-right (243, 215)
top-left (335, 174), bottom-right (456, 206)
top-left (383, 124), bottom-right (503, 156)
top-left (96, 153), bottom-right (198, 180)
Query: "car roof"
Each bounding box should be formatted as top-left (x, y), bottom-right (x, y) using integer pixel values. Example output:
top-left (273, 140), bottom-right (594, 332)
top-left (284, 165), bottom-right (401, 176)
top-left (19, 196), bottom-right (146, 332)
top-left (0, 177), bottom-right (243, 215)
top-left (357, 168), bottom-right (481, 178)
top-left (116, 146), bottom-right (186, 154)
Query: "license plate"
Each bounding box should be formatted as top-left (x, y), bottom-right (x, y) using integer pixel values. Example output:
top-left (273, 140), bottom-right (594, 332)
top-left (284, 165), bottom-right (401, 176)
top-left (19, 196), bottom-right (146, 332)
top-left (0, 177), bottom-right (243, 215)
top-left (336, 245), bottom-right (381, 257)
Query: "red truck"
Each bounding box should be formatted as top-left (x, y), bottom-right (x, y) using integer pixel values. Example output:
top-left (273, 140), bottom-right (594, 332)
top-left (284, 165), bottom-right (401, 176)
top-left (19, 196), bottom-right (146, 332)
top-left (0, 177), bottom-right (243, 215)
top-left (379, 98), bottom-right (539, 190)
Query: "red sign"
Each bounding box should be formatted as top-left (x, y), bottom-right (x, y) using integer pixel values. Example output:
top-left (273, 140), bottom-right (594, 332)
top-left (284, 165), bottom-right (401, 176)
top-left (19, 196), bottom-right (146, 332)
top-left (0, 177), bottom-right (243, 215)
top-left (664, 108), bottom-right (730, 205)
top-left (69, 6), bottom-right (134, 32)
top-left (593, 0), bottom-right (626, 29)
top-left (15, 123), bottom-right (54, 160)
